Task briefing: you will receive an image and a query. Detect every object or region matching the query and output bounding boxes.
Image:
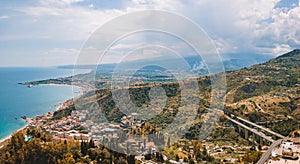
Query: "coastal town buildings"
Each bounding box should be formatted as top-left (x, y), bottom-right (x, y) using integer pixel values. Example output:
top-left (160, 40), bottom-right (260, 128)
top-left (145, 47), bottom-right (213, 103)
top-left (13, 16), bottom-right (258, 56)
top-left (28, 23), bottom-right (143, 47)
top-left (267, 139), bottom-right (300, 163)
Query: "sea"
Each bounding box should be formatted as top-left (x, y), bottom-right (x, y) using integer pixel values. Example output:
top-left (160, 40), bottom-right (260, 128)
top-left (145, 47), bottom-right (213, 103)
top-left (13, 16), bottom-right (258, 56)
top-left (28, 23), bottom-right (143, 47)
top-left (0, 67), bottom-right (88, 140)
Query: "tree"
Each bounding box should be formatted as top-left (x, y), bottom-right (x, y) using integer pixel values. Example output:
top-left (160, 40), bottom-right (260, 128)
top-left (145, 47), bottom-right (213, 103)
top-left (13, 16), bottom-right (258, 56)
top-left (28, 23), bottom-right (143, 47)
top-left (127, 155), bottom-right (135, 164)
top-left (243, 151), bottom-right (262, 163)
top-left (145, 149), bottom-right (152, 160)
top-left (88, 139), bottom-right (95, 148)
top-left (116, 157), bottom-right (128, 164)
top-left (189, 160), bottom-right (195, 164)
top-left (167, 136), bottom-right (171, 148)
top-left (175, 154), bottom-right (180, 161)
top-left (81, 141), bottom-right (88, 156)
top-left (57, 153), bottom-right (76, 164)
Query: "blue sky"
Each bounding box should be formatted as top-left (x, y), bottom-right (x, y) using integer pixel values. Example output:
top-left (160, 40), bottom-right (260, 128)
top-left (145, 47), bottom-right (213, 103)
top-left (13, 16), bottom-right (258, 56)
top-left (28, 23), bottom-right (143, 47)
top-left (0, 0), bottom-right (299, 67)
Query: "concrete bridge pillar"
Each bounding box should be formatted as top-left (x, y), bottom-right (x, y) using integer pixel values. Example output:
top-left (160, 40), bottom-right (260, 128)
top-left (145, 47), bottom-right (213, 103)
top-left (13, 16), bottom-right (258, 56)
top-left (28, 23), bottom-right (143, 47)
top-left (259, 136), bottom-right (263, 145)
top-left (238, 125), bottom-right (242, 134)
top-left (245, 129), bottom-right (249, 139)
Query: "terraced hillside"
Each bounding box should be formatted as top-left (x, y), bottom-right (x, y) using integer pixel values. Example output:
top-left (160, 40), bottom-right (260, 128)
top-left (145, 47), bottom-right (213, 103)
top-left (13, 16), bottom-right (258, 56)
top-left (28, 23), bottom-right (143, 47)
top-left (224, 49), bottom-right (300, 136)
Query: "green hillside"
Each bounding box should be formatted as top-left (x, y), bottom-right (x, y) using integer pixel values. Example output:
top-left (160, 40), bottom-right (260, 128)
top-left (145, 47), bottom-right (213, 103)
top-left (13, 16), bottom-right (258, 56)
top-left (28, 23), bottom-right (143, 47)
top-left (225, 49), bottom-right (300, 136)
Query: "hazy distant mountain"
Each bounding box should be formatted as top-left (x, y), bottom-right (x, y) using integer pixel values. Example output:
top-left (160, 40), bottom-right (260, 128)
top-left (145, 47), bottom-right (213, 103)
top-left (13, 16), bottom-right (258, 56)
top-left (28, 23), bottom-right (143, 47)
top-left (59, 53), bottom-right (272, 74)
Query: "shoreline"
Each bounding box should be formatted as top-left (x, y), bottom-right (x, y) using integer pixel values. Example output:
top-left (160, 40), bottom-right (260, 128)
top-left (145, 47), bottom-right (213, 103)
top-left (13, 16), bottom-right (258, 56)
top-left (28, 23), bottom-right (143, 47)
top-left (0, 70), bottom-right (87, 147)
top-left (0, 96), bottom-right (75, 147)
top-left (28, 83), bottom-right (87, 97)
top-left (0, 122), bottom-right (28, 147)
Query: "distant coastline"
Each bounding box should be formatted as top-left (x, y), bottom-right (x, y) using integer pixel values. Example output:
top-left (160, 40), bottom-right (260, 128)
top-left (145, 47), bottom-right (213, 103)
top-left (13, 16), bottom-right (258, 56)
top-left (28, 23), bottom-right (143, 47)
top-left (18, 70), bottom-right (93, 93)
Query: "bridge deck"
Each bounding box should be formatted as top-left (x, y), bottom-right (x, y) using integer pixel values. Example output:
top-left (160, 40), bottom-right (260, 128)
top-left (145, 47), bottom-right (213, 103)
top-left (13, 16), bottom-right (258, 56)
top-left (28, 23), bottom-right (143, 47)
top-left (225, 115), bottom-right (275, 143)
top-left (235, 116), bottom-right (284, 139)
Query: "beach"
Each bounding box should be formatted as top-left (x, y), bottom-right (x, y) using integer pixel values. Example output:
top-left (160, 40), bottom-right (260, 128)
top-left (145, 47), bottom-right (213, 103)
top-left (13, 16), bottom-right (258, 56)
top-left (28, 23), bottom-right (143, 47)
top-left (0, 98), bottom-right (72, 147)
top-left (0, 119), bottom-right (30, 149)
top-left (0, 124), bottom-right (27, 144)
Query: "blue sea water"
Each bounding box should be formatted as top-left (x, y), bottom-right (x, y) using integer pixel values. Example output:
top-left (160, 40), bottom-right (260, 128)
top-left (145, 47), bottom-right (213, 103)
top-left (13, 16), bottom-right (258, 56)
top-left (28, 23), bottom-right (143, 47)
top-left (0, 67), bottom-right (86, 140)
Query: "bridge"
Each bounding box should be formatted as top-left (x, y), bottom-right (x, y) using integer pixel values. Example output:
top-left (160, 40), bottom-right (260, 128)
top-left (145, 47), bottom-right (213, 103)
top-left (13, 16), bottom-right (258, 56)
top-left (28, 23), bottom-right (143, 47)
top-left (206, 108), bottom-right (286, 163)
top-left (234, 116), bottom-right (285, 139)
top-left (206, 108), bottom-right (285, 145)
top-left (220, 112), bottom-right (284, 145)
top-left (225, 115), bottom-right (275, 143)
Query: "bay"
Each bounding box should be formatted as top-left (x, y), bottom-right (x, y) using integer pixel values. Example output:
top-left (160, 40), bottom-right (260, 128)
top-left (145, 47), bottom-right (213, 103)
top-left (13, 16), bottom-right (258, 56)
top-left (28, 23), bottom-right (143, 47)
top-left (0, 67), bottom-right (87, 140)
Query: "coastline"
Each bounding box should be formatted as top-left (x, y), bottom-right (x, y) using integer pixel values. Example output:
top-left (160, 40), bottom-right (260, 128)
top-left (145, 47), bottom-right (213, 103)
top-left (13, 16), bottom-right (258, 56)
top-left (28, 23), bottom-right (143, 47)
top-left (27, 83), bottom-right (86, 96)
top-left (0, 97), bottom-right (74, 147)
top-left (0, 119), bottom-right (30, 148)
top-left (0, 81), bottom-right (84, 147)
top-left (0, 68), bottom-right (87, 149)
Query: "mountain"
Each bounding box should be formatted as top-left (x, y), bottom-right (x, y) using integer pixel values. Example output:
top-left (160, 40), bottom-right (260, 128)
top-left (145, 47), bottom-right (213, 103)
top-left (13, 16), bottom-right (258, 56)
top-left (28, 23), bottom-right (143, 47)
top-left (224, 49), bottom-right (300, 136)
top-left (25, 49), bottom-right (300, 137)
top-left (275, 49), bottom-right (300, 59)
top-left (58, 53), bottom-right (272, 74)
top-left (59, 49), bottom-right (299, 137)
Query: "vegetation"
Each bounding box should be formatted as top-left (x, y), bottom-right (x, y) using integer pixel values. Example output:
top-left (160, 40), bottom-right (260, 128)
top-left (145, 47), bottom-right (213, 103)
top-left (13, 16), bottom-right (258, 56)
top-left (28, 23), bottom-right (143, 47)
top-left (243, 150), bottom-right (262, 163)
top-left (53, 49), bottom-right (300, 138)
top-left (225, 49), bottom-right (300, 135)
top-left (164, 140), bottom-right (217, 163)
top-left (0, 129), bottom-right (133, 164)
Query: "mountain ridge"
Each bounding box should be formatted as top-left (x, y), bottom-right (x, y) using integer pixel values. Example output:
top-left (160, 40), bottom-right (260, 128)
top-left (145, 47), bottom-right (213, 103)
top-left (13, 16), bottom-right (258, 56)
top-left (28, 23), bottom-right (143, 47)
top-left (224, 49), bottom-right (300, 136)
top-left (276, 49), bottom-right (300, 59)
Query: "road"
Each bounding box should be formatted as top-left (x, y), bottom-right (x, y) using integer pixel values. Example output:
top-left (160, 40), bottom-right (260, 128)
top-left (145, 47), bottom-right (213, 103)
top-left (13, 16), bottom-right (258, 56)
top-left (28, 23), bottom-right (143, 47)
top-left (206, 108), bottom-right (284, 163)
top-left (206, 108), bottom-right (281, 142)
top-left (225, 115), bottom-right (275, 143)
top-left (256, 139), bottom-right (283, 164)
top-left (235, 116), bottom-right (285, 139)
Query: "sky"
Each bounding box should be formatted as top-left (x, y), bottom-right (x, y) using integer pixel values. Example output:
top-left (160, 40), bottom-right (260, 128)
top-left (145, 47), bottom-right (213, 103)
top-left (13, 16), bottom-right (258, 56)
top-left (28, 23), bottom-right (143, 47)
top-left (0, 0), bottom-right (299, 67)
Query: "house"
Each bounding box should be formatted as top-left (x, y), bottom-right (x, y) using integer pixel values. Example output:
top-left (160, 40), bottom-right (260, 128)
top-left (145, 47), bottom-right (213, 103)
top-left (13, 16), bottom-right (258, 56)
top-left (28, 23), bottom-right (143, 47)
top-left (292, 138), bottom-right (300, 144)
top-left (146, 142), bottom-right (156, 153)
top-left (280, 140), bottom-right (293, 150)
top-left (169, 160), bottom-right (180, 164)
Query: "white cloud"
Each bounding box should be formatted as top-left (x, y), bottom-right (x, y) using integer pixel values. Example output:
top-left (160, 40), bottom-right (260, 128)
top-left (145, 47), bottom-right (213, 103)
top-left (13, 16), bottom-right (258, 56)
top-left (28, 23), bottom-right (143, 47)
top-left (2, 0), bottom-right (300, 66)
top-left (15, 0), bottom-right (298, 52)
top-left (44, 48), bottom-right (79, 56)
top-left (273, 44), bottom-right (292, 55)
top-left (111, 0), bottom-right (296, 56)
top-left (129, 0), bottom-right (184, 11)
top-left (0, 15), bottom-right (9, 19)
top-left (40, 0), bottom-right (85, 6)
top-left (88, 4), bottom-right (94, 8)
top-left (214, 38), bottom-right (238, 54)
top-left (19, 6), bottom-right (62, 16)
top-left (15, 5), bottom-right (124, 41)
top-left (177, 0), bottom-right (299, 56)
top-left (252, 5), bottom-right (300, 54)
top-left (60, 0), bottom-right (85, 5)
top-left (110, 43), bottom-right (145, 50)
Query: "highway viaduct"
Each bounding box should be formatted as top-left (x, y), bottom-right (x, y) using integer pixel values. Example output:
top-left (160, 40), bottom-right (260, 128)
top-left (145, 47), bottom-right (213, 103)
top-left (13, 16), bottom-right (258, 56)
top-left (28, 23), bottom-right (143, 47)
top-left (224, 114), bottom-right (284, 145)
